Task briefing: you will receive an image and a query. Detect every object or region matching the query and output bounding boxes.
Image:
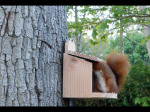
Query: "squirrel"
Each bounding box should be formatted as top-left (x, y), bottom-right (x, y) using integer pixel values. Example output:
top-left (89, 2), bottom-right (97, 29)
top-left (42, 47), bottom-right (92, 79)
top-left (93, 50), bottom-right (130, 93)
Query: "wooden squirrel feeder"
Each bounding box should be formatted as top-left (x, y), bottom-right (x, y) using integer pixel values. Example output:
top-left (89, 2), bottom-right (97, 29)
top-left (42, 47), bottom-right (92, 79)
top-left (63, 38), bottom-right (117, 99)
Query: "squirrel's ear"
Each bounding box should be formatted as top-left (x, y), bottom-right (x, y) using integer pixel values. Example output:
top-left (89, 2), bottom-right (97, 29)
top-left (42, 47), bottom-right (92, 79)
top-left (93, 62), bottom-right (99, 71)
top-left (93, 62), bottom-right (104, 71)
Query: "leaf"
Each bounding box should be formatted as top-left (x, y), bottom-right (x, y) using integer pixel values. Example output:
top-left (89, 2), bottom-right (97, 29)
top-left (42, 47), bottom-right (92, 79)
top-left (114, 13), bottom-right (118, 18)
top-left (141, 35), bottom-right (150, 43)
top-left (111, 32), bottom-right (113, 35)
top-left (146, 97), bottom-right (150, 101)
top-left (85, 6), bottom-right (89, 10)
top-left (100, 7), bottom-right (108, 11)
top-left (142, 102), bottom-right (149, 107)
top-left (91, 25), bottom-right (94, 29)
top-left (104, 19), bottom-right (111, 24)
top-left (110, 6), bottom-right (115, 13)
top-left (98, 24), bottom-right (102, 32)
top-left (89, 39), bottom-right (94, 46)
top-left (117, 6), bottom-right (123, 13)
top-left (98, 22), bottom-right (106, 32)
top-left (82, 33), bottom-right (87, 36)
top-left (145, 20), bottom-right (150, 25)
top-left (135, 97), bottom-right (142, 104)
top-left (143, 97), bottom-right (150, 102)
top-left (92, 28), bottom-right (97, 39)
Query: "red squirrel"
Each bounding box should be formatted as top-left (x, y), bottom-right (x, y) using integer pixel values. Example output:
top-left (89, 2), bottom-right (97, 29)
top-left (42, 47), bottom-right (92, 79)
top-left (93, 51), bottom-right (130, 93)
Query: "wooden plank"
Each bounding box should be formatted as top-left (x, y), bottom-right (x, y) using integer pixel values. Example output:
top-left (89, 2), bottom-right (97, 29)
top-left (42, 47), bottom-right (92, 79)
top-left (68, 38), bottom-right (76, 52)
top-left (65, 39), bottom-right (104, 62)
top-left (65, 38), bottom-right (76, 53)
top-left (65, 41), bottom-right (69, 53)
top-left (68, 50), bottom-right (104, 62)
top-left (92, 92), bottom-right (117, 99)
top-left (63, 53), bottom-right (69, 97)
top-left (63, 53), bottom-right (92, 98)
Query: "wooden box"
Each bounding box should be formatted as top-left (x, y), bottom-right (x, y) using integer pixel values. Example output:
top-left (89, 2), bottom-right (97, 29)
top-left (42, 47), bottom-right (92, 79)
top-left (63, 38), bottom-right (117, 99)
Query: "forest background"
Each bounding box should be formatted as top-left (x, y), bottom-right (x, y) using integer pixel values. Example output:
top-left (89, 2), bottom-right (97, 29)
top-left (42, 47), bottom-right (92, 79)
top-left (67, 6), bottom-right (150, 106)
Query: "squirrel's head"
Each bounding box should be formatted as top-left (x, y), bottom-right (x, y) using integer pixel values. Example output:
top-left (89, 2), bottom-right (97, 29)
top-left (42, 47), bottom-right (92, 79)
top-left (92, 62), bottom-right (104, 72)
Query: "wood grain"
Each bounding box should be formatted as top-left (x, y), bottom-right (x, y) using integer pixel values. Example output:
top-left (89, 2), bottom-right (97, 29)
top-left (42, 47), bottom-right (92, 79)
top-left (63, 53), bottom-right (92, 98)
top-left (67, 50), bottom-right (104, 63)
top-left (92, 92), bottom-right (117, 99)
top-left (68, 50), bottom-right (98, 61)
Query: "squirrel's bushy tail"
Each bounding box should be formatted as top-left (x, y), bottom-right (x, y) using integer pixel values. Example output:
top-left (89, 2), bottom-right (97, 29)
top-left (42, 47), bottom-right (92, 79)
top-left (105, 51), bottom-right (130, 92)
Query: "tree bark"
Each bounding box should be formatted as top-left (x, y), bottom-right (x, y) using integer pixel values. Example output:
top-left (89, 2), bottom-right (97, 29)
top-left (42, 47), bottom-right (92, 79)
top-left (139, 6), bottom-right (150, 59)
top-left (120, 19), bottom-right (124, 54)
top-left (97, 40), bottom-right (102, 58)
top-left (0, 6), bottom-right (68, 106)
top-left (75, 6), bottom-right (80, 52)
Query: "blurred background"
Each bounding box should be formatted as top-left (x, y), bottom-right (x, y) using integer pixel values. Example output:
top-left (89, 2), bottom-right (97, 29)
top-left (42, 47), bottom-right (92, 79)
top-left (67, 6), bottom-right (150, 107)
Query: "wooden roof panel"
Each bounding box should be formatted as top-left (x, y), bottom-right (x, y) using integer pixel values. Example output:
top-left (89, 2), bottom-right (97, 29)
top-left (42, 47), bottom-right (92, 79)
top-left (68, 50), bottom-right (104, 62)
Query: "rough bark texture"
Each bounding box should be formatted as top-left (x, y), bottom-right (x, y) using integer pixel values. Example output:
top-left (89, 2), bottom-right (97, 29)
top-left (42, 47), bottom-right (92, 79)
top-left (120, 19), bottom-right (124, 54)
top-left (144, 20), bottom-right (150, 59)
top-left (0, 6), bottom-right (68, 106)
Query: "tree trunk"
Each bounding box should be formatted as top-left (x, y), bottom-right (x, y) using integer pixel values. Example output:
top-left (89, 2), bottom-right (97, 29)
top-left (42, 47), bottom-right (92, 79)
top-left (146, 40), bottom-right (150, 58)
top-left (0, 6), bottom-right (69, 106)
top-left (75, 6), bottom-right (80, 52)
top-left (143, 19), bottom-right (150, 59)
top-left (120, 19), bottom-right (124, 54)
top-left (98, 40), bottom-right (102, 58)
top-left (139, 6), bottom-right (150, 58)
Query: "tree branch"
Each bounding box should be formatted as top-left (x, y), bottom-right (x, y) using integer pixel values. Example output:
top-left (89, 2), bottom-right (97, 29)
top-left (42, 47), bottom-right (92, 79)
top-left (109, 14), bottom-right (150, 20)
top-left (80, 41), bottom-right (90, 52)
top-left (68, 21), bottom-right (103, 28)
top-left (139, 23), bottom-right (150, 28)
top-left (124, 36), bottom-right (147, 49)
top-left (80, 7), bottom-right (108, 12)
top-left (124, 15), bottom-right (150, 18)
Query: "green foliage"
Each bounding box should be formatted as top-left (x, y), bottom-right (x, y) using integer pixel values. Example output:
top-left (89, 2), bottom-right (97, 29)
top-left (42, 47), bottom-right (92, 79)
top-left (125, 62), bottom-right (150, 106)
top-left (67, 6), bottom-right (150, 47)
top-left (80, 37), bottom-right (109, 60)
top-left (89, 6), bottom-right (150, 44)
top-left (67, 6), bottom-right (111, 43)
top-left (141, 35), bottom-right (150, 43)
top-left (135, 97), bottom-right (150, 106)
top-left (92, 28), bottom-right (97, 39)
top-left (105, 32), bottom-right (149, 64)
top-left (89, 39), bottom-right (99, 46)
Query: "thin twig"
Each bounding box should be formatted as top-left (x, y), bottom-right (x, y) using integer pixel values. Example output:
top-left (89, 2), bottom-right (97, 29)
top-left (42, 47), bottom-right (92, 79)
top-left (124, 36), bottom-right (147, 49)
